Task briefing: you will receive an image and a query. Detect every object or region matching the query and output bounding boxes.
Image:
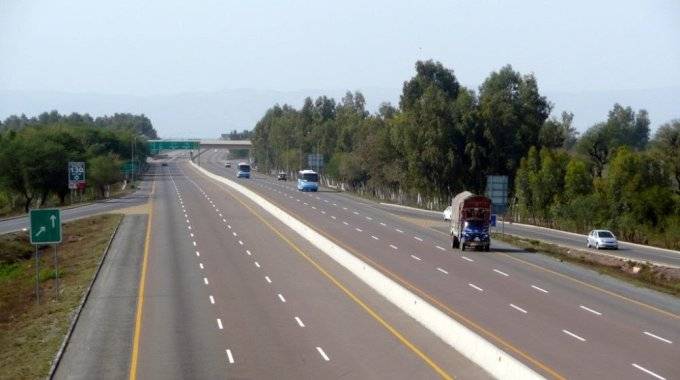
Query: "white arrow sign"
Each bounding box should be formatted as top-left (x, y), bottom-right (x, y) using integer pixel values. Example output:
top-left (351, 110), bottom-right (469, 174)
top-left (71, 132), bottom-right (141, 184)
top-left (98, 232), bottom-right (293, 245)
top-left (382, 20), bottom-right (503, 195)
top-left (35, 226), bottom-right (46, 236)
top-left (50, 215), bottom-right (56, 228)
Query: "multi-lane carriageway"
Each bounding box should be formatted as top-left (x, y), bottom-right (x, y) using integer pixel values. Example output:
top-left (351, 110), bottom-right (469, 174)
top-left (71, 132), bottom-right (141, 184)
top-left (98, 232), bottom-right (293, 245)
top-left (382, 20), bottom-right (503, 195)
top-left (132, 151), bottom-right (679, 380)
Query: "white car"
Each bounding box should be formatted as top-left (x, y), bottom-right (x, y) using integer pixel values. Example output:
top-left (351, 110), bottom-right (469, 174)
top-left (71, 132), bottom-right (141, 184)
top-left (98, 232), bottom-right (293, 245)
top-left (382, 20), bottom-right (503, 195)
top-left (443, 206), bottom-right (452, 221)
top-left (587, 230), bottom-right (618, 250)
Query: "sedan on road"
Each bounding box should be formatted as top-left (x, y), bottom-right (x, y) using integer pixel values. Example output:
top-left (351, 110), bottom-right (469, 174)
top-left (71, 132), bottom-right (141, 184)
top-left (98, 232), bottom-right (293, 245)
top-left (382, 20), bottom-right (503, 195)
top-left (587, 229), bottom-right (619, 250)
top-left (443, 206), bottom-right (452, 221)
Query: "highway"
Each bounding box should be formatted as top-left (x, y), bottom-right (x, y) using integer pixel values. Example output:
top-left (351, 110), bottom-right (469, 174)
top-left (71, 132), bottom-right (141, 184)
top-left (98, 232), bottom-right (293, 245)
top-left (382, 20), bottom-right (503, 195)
top-left (131, 162), bottom-right (490, 379)
top-left (194, 150), bottom-right (680, 380)
top-left (0, 179), bottom-right (152, 235)
top-left (378, 203), bottom-right (680, 268)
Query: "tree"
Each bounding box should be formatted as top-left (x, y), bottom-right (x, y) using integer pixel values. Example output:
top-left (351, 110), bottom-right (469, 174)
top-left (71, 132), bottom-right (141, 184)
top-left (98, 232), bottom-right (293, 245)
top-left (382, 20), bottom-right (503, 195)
top-left (478, 65), bottom-right (551, 177)
top-left (88, 153), bottom-right (123, 197)
top-left (539, 111), bottom-right (577, 149)
top-left (564, 158), bottom-right (592, 198)
top-left (652, 119), bottom-right (680, 191)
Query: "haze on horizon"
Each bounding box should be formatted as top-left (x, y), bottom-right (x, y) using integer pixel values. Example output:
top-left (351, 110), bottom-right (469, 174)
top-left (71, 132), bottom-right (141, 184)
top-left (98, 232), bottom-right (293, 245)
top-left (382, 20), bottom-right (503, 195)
top-left (1, 0), bottom-right (679, 137)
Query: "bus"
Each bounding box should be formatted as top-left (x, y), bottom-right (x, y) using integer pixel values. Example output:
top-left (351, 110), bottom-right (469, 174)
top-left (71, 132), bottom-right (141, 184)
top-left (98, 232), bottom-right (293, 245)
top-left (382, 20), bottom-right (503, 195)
top-left (297, 169), bottom-right (319, 191)
top-left (237, 162), bottom-right (251, 178)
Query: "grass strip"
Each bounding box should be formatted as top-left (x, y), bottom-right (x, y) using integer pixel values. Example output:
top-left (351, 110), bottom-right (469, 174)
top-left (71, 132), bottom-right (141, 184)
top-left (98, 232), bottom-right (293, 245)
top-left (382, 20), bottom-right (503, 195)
top-left (0, 213), bottom-right (123, 380)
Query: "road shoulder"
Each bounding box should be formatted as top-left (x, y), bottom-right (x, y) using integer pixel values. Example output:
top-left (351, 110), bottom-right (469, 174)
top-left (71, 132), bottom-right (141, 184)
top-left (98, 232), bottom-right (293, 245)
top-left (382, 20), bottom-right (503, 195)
top-left (53, 214), bottom-right (148, 380)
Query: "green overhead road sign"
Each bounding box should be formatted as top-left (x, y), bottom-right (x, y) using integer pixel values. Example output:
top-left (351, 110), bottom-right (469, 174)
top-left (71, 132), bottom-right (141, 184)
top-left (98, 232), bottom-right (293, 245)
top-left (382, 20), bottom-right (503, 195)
top-left (148, 140), bottom-right (200, 154)
top-left (30, 209), bottom-right (62, 244)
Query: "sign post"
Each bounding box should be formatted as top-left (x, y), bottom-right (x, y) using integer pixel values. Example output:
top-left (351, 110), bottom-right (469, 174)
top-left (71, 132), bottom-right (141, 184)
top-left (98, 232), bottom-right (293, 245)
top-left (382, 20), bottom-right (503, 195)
top-left (29, 209), bottom-right (62, 304)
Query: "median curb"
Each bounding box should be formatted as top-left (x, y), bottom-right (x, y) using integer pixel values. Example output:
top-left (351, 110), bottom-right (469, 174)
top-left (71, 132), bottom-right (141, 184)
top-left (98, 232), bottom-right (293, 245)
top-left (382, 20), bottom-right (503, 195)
top-left (47, 215), bottom-right (124, 379)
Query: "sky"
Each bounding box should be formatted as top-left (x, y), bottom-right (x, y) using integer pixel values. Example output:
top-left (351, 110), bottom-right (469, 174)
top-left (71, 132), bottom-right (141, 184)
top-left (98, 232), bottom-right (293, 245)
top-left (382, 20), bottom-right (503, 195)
top-left (1, 0), bottom-right (679, 135)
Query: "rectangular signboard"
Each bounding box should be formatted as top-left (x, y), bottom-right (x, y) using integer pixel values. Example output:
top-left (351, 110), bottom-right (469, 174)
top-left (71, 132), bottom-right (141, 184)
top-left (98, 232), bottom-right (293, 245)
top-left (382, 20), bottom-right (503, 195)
top-left (307, 153), bottom-right (324, 168)
top-left (29, 209), bottom-right (62, 244)
top-left (485, 175), bottom-right (508, 214)
top-left (68, 162), bottom-right (86, 189)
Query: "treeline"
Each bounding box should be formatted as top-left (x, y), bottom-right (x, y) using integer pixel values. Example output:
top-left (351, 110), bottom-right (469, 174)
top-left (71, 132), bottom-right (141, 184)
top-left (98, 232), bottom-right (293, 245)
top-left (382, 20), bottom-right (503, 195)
top-left (253, 61), bottom-right (566, 207)
top-left (515, 116), bottom-right (680, 248)
top-left (0, 111), bottom-right (157, 213)
top-left (252, 60), bottom-right (679, 248)
top-left (0, 110), bottom-right (158, 139)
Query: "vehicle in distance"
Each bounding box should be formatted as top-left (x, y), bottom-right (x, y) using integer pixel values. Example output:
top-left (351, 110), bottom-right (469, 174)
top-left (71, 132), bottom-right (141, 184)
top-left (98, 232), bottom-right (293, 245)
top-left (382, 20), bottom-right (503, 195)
top-left (587, 229), bottom-right (618, 249)
top-left (297, 169), bottom-right (319, 191)
top-left (236, 162), bottom-right (251, 178)
top-left (277, 171), bottom-right (287, 181)
top-left (449, 191), bottom-right (491, 251)
top-left (443, 206), bottom-right (452, 221)
top-left (225, 162), bottom-right (231, 168)
top-left (161, 162), bottom-right (168, 166)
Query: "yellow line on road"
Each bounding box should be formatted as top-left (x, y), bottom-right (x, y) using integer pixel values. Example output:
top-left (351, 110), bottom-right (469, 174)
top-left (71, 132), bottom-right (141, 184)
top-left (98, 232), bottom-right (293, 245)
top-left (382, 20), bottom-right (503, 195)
top-left (129, 179), bottom-right (156, 380)
top-left (202, 172), bottom-right (454, 380)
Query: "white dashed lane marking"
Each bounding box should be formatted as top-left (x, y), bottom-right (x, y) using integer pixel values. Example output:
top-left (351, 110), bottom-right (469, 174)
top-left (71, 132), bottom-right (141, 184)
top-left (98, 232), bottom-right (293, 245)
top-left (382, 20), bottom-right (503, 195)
top-left (562, 329), bottom-right (586, 342)
top-left (316, 347), bottom-right (330, 362)
top-left (510, 304), bottom-right (528, 314)
top-left (632, 363), bottom-right (665, 380)
top-left (643, 331), bottom-right (672, 344)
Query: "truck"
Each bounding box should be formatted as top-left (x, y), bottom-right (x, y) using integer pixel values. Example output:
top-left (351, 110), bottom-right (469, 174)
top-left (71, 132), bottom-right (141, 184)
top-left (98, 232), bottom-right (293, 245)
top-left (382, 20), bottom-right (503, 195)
top-left (449, 191), bottom-right (492, 251)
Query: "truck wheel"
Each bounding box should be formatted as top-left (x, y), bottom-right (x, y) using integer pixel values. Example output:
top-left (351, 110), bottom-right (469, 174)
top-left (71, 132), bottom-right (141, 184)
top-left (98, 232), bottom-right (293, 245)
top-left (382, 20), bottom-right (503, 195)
top-left (452, 237), bottom-right (459, 249)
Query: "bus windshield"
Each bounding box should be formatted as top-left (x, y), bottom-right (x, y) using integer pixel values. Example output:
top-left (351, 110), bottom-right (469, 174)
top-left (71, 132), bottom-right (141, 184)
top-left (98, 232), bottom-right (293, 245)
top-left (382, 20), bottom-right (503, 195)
top-left (301, 172), bottom-right (318, 182)
top-left (238, 164), bottom-right (250, 172)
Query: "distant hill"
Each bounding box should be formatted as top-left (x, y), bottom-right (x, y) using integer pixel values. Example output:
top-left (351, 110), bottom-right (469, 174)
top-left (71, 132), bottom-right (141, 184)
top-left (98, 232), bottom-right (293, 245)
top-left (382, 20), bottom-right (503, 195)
top-left (1, 86), bottom-right (678, 138)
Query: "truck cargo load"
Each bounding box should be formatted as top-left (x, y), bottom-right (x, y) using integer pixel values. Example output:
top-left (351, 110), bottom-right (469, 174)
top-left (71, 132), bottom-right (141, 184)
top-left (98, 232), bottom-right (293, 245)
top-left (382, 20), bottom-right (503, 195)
top-left (449, 191), bottom-right (492, 251)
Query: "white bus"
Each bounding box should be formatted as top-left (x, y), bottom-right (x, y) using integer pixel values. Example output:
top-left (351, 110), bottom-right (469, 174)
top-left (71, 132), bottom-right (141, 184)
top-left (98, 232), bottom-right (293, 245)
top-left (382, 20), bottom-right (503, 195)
top-left (297, 170), bottom-right (319, 191)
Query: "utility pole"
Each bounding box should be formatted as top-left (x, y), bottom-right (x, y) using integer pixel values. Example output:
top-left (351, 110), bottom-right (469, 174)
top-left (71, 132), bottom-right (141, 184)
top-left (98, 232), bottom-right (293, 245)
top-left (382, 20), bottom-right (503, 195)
top-left (131, 135), bottom-right (135, 186)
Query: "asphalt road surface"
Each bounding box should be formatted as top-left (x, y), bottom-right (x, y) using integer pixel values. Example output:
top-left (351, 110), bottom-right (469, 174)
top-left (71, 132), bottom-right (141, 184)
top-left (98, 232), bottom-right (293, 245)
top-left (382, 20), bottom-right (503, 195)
top-left (196, 151), bottom-right (679, 380)
top-left (131, 162), bottom-right (490, 379)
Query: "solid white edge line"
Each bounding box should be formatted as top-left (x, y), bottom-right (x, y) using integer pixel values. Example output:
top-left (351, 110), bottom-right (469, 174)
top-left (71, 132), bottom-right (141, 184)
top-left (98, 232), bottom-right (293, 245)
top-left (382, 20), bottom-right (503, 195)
top-left (579, 305), bottom-right (602, 316)
top-left (316, 347), bottom-right (330, 361)
top-left (643, 331), bottom-right (672, 344)
top-left (226, 349), bottom-right (235, 364)
top-left (562, 329), bottom-right (586, 342)
top-left (632, 363), bottom-right (665, 380)
top-left (190, 161), bottom-right (543, 380)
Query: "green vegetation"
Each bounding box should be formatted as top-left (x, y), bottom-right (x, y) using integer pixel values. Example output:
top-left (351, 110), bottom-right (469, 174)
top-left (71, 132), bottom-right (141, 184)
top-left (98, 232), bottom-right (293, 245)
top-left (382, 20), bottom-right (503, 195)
top-left (0, 214), bottom-right (123, 380)
top-left (514, 116), bottom-right (680, 249)
top-left (252, 60), bottom-right (679, 248)
top-left (0, 111), bottom-right (157, 214)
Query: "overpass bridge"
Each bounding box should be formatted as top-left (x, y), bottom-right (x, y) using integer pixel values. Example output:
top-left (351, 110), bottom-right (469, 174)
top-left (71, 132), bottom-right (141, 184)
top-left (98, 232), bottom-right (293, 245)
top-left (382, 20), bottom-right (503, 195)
top-left (148, 139), bottom-right (253, 160)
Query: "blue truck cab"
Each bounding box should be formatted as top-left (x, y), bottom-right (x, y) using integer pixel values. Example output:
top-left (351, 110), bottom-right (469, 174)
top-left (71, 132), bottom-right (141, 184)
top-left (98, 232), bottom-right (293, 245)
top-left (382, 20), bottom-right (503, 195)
top-left (297, 170), bottom-right (319, 192)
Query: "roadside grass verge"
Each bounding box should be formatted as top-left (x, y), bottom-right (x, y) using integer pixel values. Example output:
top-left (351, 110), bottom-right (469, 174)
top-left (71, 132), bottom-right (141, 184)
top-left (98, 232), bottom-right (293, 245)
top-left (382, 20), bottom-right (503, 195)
top-left (492, 232), bottom-right (680, 297)
top-left (0, 213), bottom-right (123, 380)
